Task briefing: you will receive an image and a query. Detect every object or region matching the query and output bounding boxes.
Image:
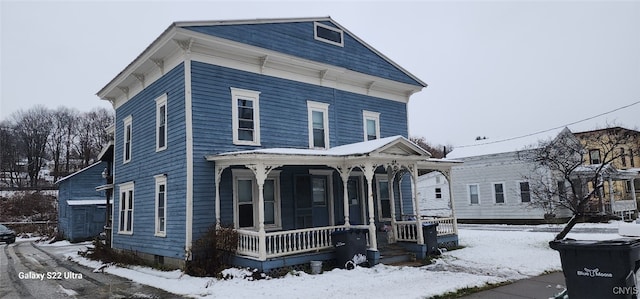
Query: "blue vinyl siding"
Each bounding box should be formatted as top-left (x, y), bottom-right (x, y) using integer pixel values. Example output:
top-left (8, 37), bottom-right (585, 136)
top-left (112, 63), bottom-right (187, 259)
top-left (184, 21), bottom-right (422, 86)
top-left (190, 61), bottom-right (409, 154)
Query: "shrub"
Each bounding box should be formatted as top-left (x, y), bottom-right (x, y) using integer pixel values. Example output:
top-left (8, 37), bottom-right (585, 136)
top-left (185, 224), bottom-right (239, 277)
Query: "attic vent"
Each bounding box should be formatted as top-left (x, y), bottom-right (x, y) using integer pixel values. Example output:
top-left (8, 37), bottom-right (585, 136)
top-left (314, 22), bottom-right (343, 47)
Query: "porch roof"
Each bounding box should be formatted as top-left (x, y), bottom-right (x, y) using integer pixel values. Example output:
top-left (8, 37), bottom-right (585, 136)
top-left (573, 163), bottom-right (640, 180)
top-left (205, 136), bottom-right (461, 169)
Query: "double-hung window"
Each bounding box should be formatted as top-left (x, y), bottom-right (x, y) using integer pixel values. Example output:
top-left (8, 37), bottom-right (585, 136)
top-left (493, 183), bottom-right (505, 203)
top-left (376, 178), bottom-right (391, 220)
top-left (589, 149), bottom-right (601, 164)
top-left (154, 175), bottom-right (167, 237)
top-left (307, 101), bottom-right (329, 149)
top-left (231, 88), bottom-right (261, 146)
top-left (468, 184), bottom-right (479, 204)
top-left (233, 169), bottom-right (281, 229)
top-left (123, 116), bottom-right (132, 163)
top-left (520, 182), bottom-right (531, 203)
top-left (118, 182), bottom-right (134, 234)
top-left (156, 94), bottom-right (167, 151)
top-left (362, 110), bottom-right (380, 141)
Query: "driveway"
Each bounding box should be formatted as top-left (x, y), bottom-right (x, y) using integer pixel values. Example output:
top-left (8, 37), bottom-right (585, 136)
top-left (0, 239), bottom-right (184, 298)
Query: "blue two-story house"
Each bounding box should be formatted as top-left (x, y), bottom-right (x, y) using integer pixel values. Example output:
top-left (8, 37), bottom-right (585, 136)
top-left (97, 17), bottom-right (458, 271)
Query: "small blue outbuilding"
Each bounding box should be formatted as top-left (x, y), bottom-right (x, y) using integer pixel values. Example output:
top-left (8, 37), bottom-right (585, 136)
top-left (57, 161), bottom-right (108, 242)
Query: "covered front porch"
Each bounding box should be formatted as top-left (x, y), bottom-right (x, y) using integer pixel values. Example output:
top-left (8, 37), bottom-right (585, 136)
top-left (205, 136), bottom-right (460, 271)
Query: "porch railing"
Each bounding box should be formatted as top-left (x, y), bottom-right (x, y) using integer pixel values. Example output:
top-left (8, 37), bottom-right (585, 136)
top-left (237, 225), bottom-right (350, 259)
top-left (395, 217), bottom-right (458, 242)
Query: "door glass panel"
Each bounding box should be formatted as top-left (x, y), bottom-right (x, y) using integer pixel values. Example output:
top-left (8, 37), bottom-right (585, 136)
top-left (312, 177), bottom-right (327, 205)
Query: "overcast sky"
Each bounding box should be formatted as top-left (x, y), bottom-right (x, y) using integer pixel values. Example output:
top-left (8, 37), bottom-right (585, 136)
top-left (1, 0), bottom-right (639, 147)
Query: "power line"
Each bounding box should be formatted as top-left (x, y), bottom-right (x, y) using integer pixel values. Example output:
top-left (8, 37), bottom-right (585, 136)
top-left (456, 100), bottom-right (640, 148)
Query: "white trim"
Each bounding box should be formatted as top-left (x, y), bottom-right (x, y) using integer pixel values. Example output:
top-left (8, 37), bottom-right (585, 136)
top-left (231, 87), bottom-right (261, 146)
top-left (155, 94), bottom-right (168, 152)
top-left (467, 183), bottom-right (480, 205)
top-left (492, 182), bottom-right (505, 204)
top-left (232, 169), bottom-right (282, 230)
top-left (118, 182), bottom-right (135, 235)
top-left (314, 22), bottom-right (344, 47)
top-left (362, 110), bottom-right (380, 141)
top-left (123, 115), bottom-right (132, 164)
top-left (185, 55), bottom-right (194, 255)
top-left (307, 101), bottom-right (330, 149)
top-left (102, 26), bottom-right (423, 110)
top-left (154, 174), bottom-right (167, 237)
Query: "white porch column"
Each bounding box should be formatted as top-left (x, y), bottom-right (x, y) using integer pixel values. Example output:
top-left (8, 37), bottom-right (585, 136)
top-left (248, 162), bottom-right (277, 261)
top-left (215, 165), bottom-right (224, 228)
top-left (444, 169), bottom-right (459, 235)
top-left (387, 165), bottom-right (398, 243)
top-left (410, 164), bottom-right (424, 245)
top-left (362, 161), bottom-right (378, 251)
top-left (335, 165), bottom-right (353, 227)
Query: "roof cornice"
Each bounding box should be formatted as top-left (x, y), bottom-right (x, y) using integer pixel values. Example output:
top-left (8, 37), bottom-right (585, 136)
top-left (97, 17), bottom-right (426, 105)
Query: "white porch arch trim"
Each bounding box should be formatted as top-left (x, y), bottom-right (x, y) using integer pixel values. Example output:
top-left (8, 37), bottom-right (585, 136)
top-left (206, 136), bottom-right (461, 260)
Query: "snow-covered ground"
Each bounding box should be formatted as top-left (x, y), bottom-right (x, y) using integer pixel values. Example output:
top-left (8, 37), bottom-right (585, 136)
top-left (38, 222), bottom-right (626, 299)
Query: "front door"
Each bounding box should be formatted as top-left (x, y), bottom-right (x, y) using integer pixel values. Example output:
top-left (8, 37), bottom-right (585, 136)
top-left (294, 175), bottom-right (330, 228)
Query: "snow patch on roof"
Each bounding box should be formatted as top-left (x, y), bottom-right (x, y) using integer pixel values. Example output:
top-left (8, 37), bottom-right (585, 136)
top-left (67, 199), bottom-right (106, 206)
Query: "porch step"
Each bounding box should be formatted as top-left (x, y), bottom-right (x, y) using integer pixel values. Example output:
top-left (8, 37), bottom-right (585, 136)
top-left (379, 244), bottom-right (419, 266)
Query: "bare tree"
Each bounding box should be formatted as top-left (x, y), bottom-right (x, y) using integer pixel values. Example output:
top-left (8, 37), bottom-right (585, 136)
top-left (48, 106), bottom-right (78, 182)
top-left (410, 136), bottom-right (453, 159)
top-left (11, 106), bottom-right (53, 187)
top-left (519, 127), bottom-right (640, 240)
top-left (74, 108), bottom-right (114, 167)
top-left (0, 122), bottom-right (26, 188)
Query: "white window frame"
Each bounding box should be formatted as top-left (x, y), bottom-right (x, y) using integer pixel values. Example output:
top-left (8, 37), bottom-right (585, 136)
top-left (375, 174), bottom-right (392, 221)
top-left (362, 110), bottom-right (380, 141)
top-left (118, 182), bottom-right (134, 234)
top-left (154, 174), bottom-right (167, 237)
top-left (155, 94), bottom-right (168, 152)
top-left (232, 169), bottom-right (282, 230)
top-left (231, 87), bottom-right (261, 146)
top-left (307, 101), bottom-right (330, 149)
top-left (468, 184), bottom-right (480, 205)
top-left (492, 182), bottom-right (505, 204)
top-left (123, 115), bottom-right (132, 164)
top-left (313, 22), bottom-right (344, 47)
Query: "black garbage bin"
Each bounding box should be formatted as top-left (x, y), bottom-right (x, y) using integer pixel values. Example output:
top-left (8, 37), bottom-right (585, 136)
top-left (550, 238), bottom-right (640, 299)
top-left (422, 223), bottom-right (440, 256)
top-left (332, 229), bottom-right (368, 269)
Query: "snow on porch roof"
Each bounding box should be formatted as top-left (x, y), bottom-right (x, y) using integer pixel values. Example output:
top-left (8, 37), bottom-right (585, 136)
top-left (207, 136), bottom-right (430, 161)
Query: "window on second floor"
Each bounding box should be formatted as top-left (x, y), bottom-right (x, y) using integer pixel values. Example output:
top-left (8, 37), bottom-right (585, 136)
top-left (435, 188), bottom-right (442, 199)
top-left (362, 110), bottom-right (380, 141)
top-left (589, 149), bottom-right (601, 164)
top-left (156, 94), bottom-right (168, 151)
top-left (621, 148), bottom-right (627, 167)
top-left (307, 101), bottom-right (329, 149)
top-left (123, 116), bottom-right (132, 164)
top-left (231, 88), bottom-right (261, 146)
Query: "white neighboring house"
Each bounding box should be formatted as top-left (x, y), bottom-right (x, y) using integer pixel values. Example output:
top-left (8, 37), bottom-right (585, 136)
top-left (446, 128), bottom-right (575, 223)
top-left (417, 171), bottom-right (453, 218)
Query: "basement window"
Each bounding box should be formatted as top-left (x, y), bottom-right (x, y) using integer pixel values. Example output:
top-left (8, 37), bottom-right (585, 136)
top-left (314, 22), bottom-right (343, 47)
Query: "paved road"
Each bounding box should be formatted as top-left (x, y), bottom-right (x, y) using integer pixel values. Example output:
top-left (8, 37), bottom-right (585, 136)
top-left (1, 239), bottom-right (183, 299)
